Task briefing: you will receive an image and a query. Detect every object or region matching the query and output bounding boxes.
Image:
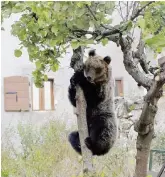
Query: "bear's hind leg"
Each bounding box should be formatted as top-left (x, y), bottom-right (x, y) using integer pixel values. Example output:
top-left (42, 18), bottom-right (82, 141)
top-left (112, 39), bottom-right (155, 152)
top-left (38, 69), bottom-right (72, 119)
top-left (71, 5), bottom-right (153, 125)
top-left (68, 131), bottom-right (81, 155)
top-left (86, 127), bottom-right (112, 156)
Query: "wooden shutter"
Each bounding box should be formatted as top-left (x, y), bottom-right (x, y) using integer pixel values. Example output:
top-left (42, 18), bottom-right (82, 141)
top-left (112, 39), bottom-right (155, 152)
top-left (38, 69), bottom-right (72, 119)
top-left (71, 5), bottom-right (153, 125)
top-left (4, 76), bottom-right (29, 111)
top-left (115, 79), bottom-right (124, 97)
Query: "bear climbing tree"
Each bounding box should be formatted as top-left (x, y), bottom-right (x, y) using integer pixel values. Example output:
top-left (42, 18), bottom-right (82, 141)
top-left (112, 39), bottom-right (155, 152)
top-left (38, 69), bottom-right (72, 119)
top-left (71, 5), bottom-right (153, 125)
top-left (69, 47), bottom-right (116, 174)
top-left (2, 2), bottom-right (165, 177)
top-left (68, 49), bottom-right (117, 156)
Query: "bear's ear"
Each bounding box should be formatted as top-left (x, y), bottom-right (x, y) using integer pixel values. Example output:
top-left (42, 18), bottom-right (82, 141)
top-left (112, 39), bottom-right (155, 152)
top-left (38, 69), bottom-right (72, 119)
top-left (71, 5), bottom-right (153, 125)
top-left (103, 56), bottom-right (111, 64)
top-left (88, 49), bottom-right (96, 57)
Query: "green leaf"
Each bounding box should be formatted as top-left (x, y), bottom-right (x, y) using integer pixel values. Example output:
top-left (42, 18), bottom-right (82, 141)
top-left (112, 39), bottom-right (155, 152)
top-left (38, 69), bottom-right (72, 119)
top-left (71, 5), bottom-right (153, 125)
top-left (95, 35), bottom-right (102, 40)
top-left (35, 61), bottom-right (42, 69)
top-left (145, 34), bottom-right (165, 50)
top-left (54, 3), bottom-right (61, 11)
top-left (138, 18), bottom-right (145, 29)
top-left (76, 2), bottom-right (84, 8)
top-left (51, 63), bottom-right (59, 72)
top-left (51, 26), bottom-right (58, 35)
top-left (14, 49), bottom-right (22, 57)
top-left (101, 38), bottom-right (109, 46)
top-left (49, 39), bottom-right (56, 47)
top-left (126, 20), bottom-right (133, 31)
top-left (77, 8), bottom-right (85, 17)
top-left (71, 41), bottom-right (80, 49)
top-left (100, 171), bottom-right (105, 177)
top-left (40, 30), bottom-right (48, 37)
top-left (44, 75), bottom-right (48, 81)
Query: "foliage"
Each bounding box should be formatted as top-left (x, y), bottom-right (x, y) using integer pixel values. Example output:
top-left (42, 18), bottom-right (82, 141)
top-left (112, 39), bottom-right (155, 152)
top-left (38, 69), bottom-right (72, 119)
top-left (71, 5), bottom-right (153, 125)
top-left (1, 120), bottom-right (135, 177)
top-left (139, 2), bottom-right (165, 53)
top-left (1, 1), bottom-right (165, 86)
top-left (1, 1), bottom-right (115, 87)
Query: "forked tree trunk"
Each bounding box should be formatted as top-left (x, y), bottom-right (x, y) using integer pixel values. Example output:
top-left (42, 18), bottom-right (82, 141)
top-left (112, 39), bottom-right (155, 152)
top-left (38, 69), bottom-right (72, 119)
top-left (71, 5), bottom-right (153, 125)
top-left (119, 35), bottom-right (165, 177)
top-left (134, 57), bottom-right (165, 177)
top-left (70, 47), bottom-right (93, 174)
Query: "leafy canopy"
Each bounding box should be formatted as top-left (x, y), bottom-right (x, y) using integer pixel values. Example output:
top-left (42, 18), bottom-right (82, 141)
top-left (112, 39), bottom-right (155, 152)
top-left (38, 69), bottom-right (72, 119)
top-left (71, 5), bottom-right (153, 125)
top-left (1, 1), bottom-right (165, 87)
top-left (2, 1), bottom-right (115, 87)
top-left (138, 2), bottom-right (165, 53)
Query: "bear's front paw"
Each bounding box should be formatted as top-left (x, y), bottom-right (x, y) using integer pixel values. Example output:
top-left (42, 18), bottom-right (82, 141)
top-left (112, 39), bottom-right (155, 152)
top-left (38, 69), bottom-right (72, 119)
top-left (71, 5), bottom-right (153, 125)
top-left (85, 137), bottom-right (92, 150)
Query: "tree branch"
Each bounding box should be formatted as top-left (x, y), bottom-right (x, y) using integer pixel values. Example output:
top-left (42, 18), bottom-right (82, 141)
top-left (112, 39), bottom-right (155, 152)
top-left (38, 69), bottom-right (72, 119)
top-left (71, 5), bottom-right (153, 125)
top-left (119, 35), bottom-right (152, 89)
top-left (130, 1), bottom-right (154, 21)
top-left (85, 4), bottom-right (116, 30)
top-left (72, 2), bottom-right (153, 45)
top-left (134, 56), bottom-right (165, 135)
top-left (131, 2), bottom-right (140, 20)
top-left (126, 2), bottom-right (129, 21)
top-left (133, 32), bottom-right (149, 74)
top-left (118, 1), bottom-right (125, 21)
top-left (85, 4), bottom-right (97, 21)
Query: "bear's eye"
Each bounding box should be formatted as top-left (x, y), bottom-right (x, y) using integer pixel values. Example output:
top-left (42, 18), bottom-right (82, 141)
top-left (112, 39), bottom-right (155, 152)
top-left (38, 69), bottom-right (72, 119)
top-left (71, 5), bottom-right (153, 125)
top-left (96, 67), bottom-right (102, 73)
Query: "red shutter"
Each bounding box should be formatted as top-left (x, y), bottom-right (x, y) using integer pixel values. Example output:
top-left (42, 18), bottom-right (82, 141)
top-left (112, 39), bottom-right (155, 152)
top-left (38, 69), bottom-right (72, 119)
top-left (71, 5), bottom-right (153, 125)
top-left (4, 76), bottom-right (29, 111)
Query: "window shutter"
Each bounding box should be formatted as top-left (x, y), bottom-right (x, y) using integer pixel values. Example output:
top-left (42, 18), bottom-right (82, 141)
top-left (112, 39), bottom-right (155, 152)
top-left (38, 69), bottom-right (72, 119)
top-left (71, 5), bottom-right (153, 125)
top-left (115, 79), bottom-right (124, 97)
top-left (4, 76), bottom-right (29, 111)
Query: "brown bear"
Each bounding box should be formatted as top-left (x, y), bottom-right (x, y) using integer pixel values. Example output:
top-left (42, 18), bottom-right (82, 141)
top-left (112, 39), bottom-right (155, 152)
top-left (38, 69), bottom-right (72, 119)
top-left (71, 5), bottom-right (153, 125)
top-left (68, 49), bottom-right (117, 156)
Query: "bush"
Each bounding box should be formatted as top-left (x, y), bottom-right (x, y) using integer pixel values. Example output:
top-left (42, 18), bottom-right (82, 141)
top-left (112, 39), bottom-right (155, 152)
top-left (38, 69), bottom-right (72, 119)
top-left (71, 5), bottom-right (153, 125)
top-left (1, 120), bottom-right (135, 177)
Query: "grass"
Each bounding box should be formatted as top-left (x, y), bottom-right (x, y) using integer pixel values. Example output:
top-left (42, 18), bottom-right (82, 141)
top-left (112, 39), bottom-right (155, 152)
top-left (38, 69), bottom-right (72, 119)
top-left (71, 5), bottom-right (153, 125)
top-left (1, 119), bottom-right (136, 177)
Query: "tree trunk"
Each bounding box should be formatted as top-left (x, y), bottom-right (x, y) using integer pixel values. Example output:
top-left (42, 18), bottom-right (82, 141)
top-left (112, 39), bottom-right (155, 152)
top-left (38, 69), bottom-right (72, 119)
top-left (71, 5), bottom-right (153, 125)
top-left (135, 96), bottom-right (160, 177)
top-left (119, 36), bottom-right (165, 177)
top-left (76, 86), bottom-right (93, 174)
top-left (134, 57), bottom-right (165, 177)
top-left (135, 105), bottom-right (156, 177)
top-left (135, 133), bottom-right (153, 177)
top-left (70, 47), bottom-right (94, 174)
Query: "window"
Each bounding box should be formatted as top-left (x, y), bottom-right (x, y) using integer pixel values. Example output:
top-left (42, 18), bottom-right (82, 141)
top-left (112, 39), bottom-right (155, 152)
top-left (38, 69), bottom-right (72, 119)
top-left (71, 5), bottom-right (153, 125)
top-left (115, 78), bottom-right (124, 97)
top-left (32, 79), bottom-right (54, 111)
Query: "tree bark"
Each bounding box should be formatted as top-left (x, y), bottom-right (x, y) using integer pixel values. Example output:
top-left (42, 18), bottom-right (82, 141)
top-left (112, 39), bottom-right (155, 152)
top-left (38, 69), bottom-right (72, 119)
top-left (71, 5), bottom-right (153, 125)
top-left (70, 47), bottom-right (94, 174)
top-left (134, 57), bottom-right (165, 177)
top-left (76, 86), bottom-right (93, 174)
top-left (119, 35), bottom-right (165, 177)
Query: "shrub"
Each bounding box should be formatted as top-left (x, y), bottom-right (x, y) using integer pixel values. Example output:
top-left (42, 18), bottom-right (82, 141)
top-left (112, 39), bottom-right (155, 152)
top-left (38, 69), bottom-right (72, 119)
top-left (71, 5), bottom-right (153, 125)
top-left (1, 120), bottom-right (135, 177)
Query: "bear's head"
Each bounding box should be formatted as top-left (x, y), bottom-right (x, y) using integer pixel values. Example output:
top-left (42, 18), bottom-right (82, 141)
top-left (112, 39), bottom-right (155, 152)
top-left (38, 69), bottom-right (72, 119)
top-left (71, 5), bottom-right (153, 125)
top-left (84, 49), bottom-right (111, 84)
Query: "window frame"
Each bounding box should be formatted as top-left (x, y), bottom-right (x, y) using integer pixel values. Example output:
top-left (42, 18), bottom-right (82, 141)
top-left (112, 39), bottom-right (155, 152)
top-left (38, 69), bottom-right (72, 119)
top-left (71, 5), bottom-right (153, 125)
top-left (114, 77), bottom-right (124, 97)
top-left (32, 78), bottom-right (55, 111)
